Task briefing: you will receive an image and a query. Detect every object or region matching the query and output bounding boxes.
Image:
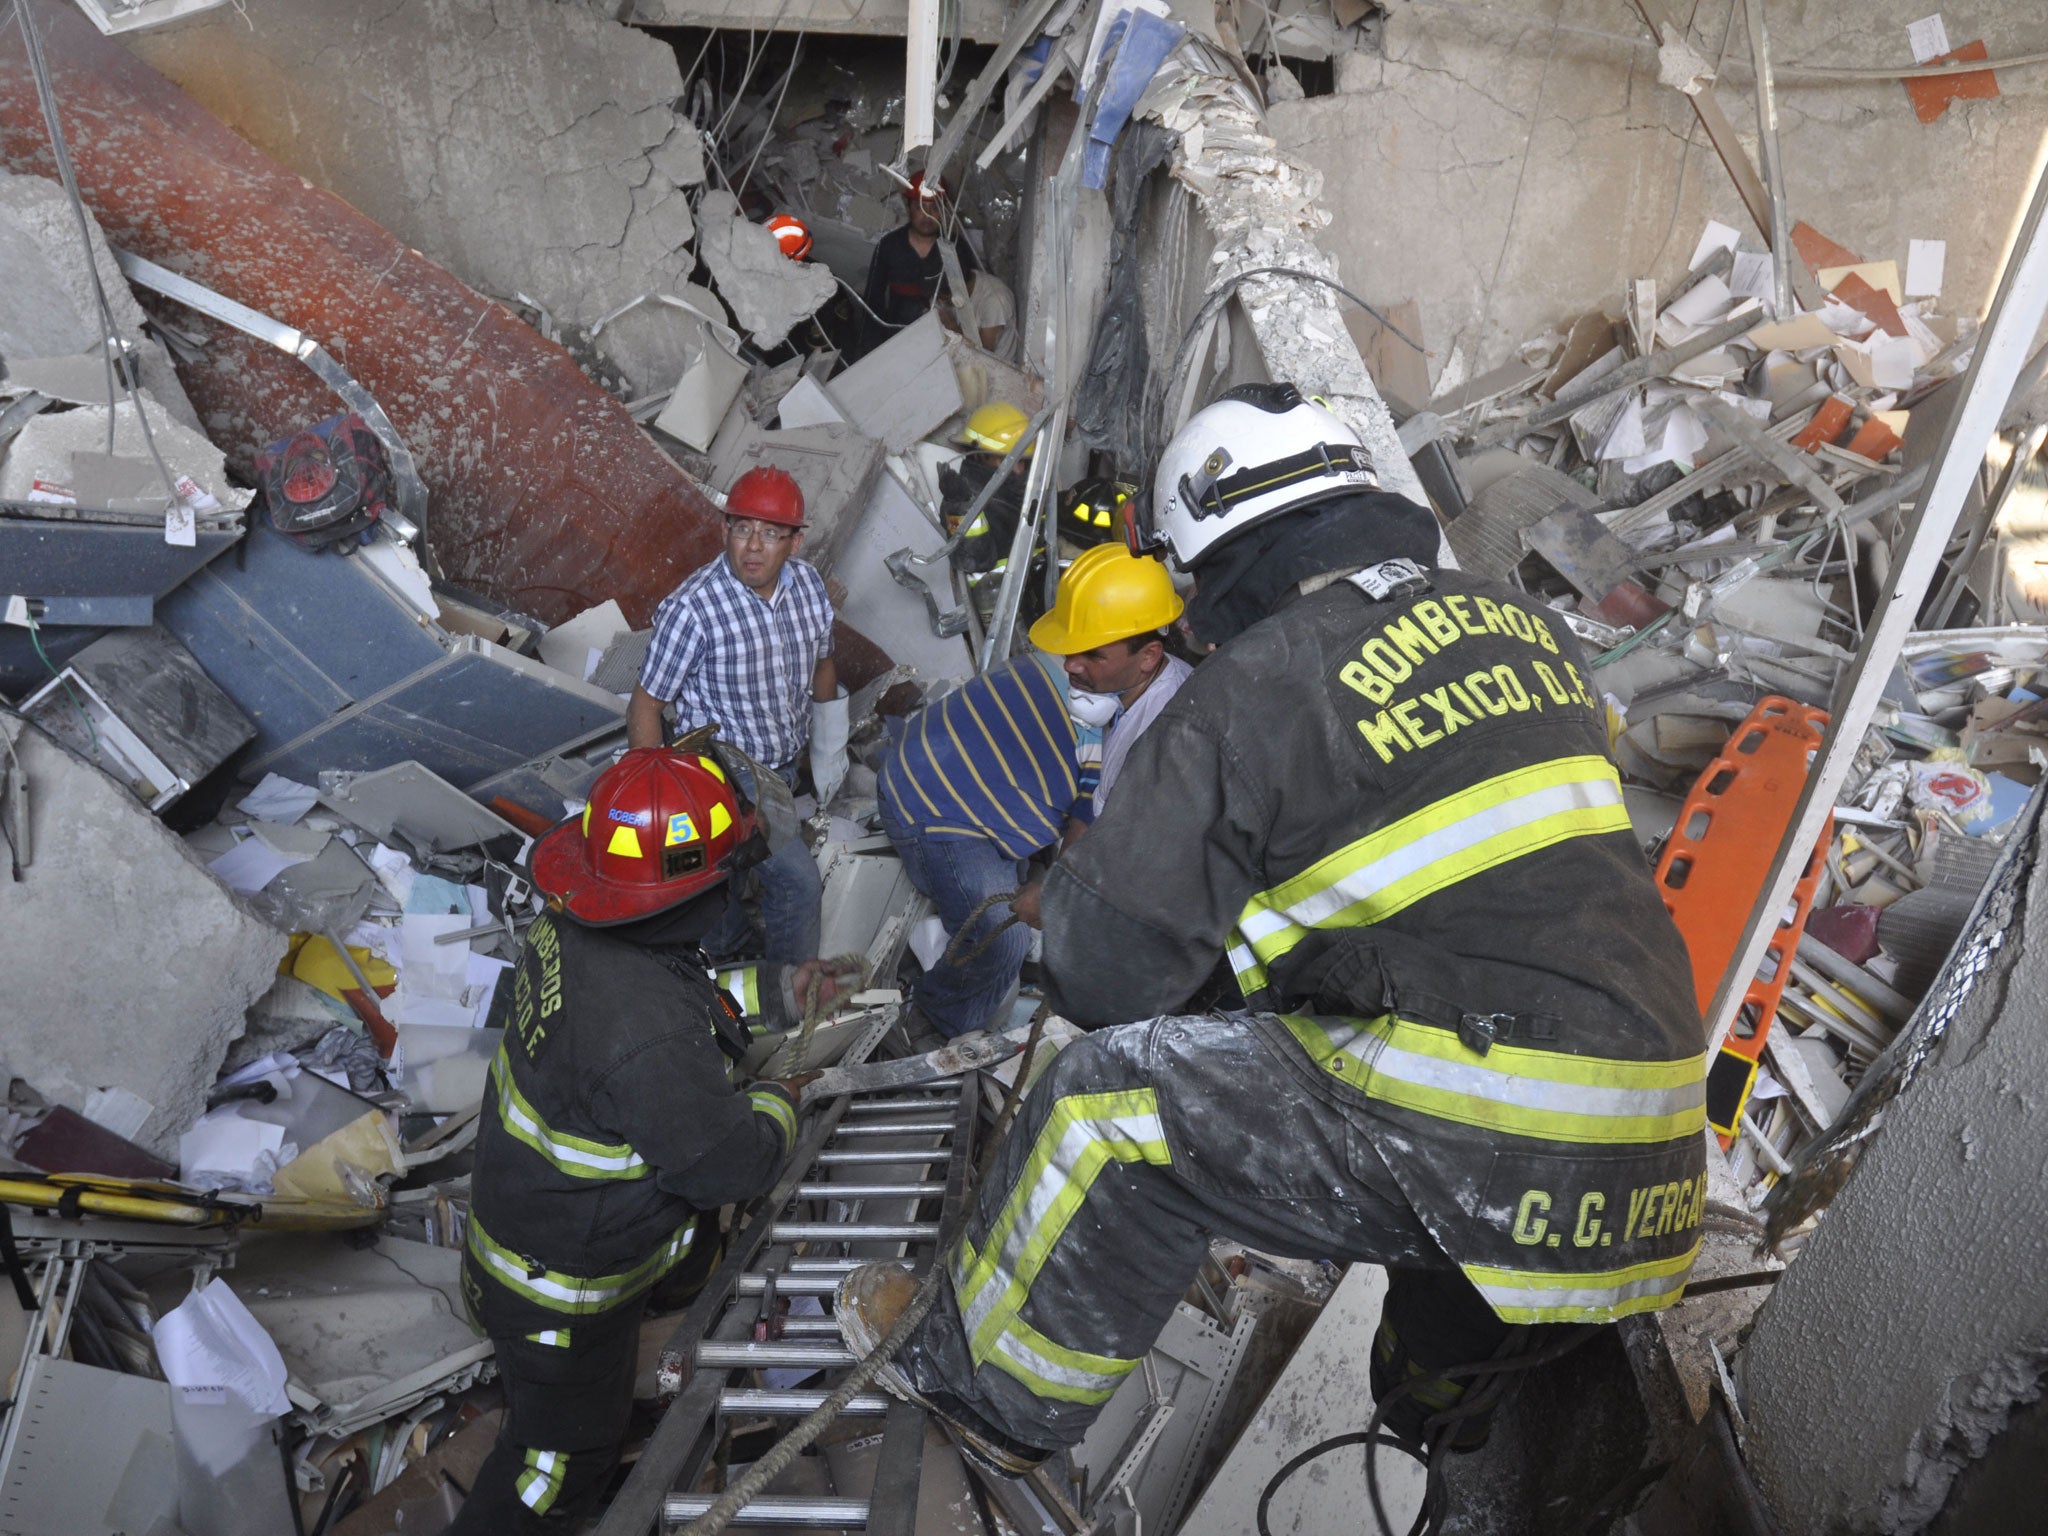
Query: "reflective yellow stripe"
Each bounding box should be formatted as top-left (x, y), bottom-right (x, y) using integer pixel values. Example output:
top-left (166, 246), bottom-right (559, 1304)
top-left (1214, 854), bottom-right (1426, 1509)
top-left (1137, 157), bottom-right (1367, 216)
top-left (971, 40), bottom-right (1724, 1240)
top-left (491, 1052), bottom-right (648, 1180)
top-left (1229, 756), bottom-right (1630, 993)
top-left (525, 1328), bottom-right (571, 1348)
top-left (984, 1311), bottom-right (1140, 1405)
top-left (750, 1088), bottom-right (797, 1152)
top-left (1279, 1015), bottom-right (1706, 1145)
top-left (714, 964), bottom-right (762, 1017)
top-left (952, 1090), bottom-right (1171, 1373)
top-left (467, 1211), bottom-right (694, 1314)
top-left (1463, 1244), bottom-right (1698, 1323)
top-left (517, 1448), bottom-right (566, 1513)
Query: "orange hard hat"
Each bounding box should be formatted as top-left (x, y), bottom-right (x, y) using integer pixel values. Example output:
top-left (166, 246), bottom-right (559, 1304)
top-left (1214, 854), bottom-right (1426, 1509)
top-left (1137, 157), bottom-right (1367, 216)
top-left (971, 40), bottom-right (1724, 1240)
top-left (530, 749), bottom-right (756, 925)
top-left (725, 465), bottom-right (806, 529)
top-left (906, 170), bottom-right (952, 205)
top-left (767, 214), bottom-right (812, 261)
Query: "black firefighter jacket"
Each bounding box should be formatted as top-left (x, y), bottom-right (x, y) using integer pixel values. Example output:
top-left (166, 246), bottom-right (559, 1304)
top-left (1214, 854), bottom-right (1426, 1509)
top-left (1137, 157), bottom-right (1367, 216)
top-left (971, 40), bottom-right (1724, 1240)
top-left (1040, 561), bottom-right (1710, 1324)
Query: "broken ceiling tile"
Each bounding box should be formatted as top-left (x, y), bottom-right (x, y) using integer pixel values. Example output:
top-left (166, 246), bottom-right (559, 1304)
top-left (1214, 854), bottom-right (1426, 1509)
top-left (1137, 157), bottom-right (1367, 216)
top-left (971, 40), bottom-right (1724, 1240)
top-left (1747, 312), bottom-right (1838, 352)
top-left (1828, 270), bottom-right (1910, 338)
top-left (536, 601), bottom-right (632, 684)
top-left (0, 714), bottom-right (285, 1157)
top-left (1845, 415), bottom-right (1905, 462)
top-left (1817, 259), bottom-right (1904, 306)
top-left (1903, 40), bottom-right (2000, 123)
top-left (823, 312), bottom-right (966, 452)
top-left (315, 762), bottom-right (521, 854)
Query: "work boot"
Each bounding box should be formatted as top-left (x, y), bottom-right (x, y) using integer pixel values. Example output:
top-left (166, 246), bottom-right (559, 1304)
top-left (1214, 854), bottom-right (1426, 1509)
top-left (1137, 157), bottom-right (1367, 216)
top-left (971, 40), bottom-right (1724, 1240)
top-left (834, 1263), bottom-right (1051, 1479)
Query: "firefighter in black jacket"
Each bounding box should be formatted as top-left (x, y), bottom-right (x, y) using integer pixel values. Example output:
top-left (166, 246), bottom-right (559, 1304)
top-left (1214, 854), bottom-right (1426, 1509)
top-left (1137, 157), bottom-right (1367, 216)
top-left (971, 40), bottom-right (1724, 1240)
top-left (452, 747), bottom-right (843, 1532)
top-left (835, 385), bottom-right (1708, 1479)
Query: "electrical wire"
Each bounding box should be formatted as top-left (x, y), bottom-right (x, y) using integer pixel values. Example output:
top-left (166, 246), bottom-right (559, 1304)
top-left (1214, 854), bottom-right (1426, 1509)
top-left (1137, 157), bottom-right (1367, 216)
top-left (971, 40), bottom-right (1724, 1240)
top-left (1255, 1325), bottom-right (1598, 1536)
top-left (24, 616), bottom-right (99, 759)
top-left (735, 29), bottom-right (807, 197)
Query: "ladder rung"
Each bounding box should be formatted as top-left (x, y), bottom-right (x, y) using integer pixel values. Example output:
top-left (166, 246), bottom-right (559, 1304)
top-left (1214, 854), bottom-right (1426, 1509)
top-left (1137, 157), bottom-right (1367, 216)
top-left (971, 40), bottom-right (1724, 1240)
top-left (796, 1182), bottom-right (944, 1199)
top-left (829, 1122), bottom-right (953, 1137)
top-left (666, 1494), bottom-right (868, 1527)
top-left (844, 1094), bottom-right (960, 1114)
top-left (789, 1256), bottom-right (868, 1272)
top-left (739, 1272), bottom-right (841, 1295)
top-left (814, 1149), bottom-right (947, 1166)
top-left (720, 1387), bottom-right (889, 1417)
top-left (698, 1340), bottom-right (855, 1368)
top-left (774, 1317), bottom-right (842, 1335)
top-left (772, 1221), bottom-right (937, 1242)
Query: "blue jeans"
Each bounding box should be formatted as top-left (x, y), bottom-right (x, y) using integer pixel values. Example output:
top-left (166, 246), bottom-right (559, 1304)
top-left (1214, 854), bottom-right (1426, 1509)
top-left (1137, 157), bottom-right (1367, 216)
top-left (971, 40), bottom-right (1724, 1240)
top-left (709, 759), bottom-right (823, 964)
top-left (879, 784), bottom-right (1031, 1039)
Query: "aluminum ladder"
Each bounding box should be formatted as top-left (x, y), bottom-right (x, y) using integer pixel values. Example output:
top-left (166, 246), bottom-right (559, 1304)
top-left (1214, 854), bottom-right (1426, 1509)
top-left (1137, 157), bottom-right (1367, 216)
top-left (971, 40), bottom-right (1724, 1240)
top-left (594, 1021), bottom-right (978, 1535)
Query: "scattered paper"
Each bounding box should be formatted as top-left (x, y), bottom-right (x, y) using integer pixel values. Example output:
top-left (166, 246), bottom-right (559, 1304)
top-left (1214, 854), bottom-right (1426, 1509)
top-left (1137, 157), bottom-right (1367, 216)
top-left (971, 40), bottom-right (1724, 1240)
top-left (237, 774), bottom-right (320, 825)
top-left (1622, 405), bottom-right (1709, 475)
top-left (467, 952), bottom-right (513, 1026)
top-left (1906, 13), bottom-right (1950, 64)
top-left (207, 835), bottom-right (315, 895)
top-left (1728, 252), bottom-right (1776, 300)
top-left (908, 914), bottom-right (949, 971)
top-left (165, 503), bottom-right (196, 548)
top-left (1664, 273), bottom-right (1736, 330)
top-left (1687, 220), bottom-right (1741, 273)
top-left (367, 844), bottom-right (416, 906)
top-left (177, 1111), bottom-right (286, 1190)
top-left (1906, 238), bottom-right (1947, 297)
top-left (397, 914), bottom-right (473, 1002)
top-left (152, 1278), bottom-right (292, 1420)
top-left (82, 1086), bottom-right (154, 1142)
top-left (1817, 260), bottom-right (1903, 304)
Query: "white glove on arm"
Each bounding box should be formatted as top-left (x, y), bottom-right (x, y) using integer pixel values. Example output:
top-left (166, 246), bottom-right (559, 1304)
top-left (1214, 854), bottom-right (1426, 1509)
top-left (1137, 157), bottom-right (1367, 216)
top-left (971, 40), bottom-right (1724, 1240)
top-left (810, 689), bottom-right (850, 810)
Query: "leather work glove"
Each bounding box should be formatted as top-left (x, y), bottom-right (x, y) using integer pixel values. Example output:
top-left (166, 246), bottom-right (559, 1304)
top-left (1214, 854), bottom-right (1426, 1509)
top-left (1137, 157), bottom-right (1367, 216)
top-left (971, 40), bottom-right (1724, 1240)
top-left (810, 689), bottom-right (850, 810)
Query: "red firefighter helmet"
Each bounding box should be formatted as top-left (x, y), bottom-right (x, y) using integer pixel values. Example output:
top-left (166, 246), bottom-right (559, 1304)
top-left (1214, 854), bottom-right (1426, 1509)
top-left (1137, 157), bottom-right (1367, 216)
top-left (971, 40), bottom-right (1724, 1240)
top-left (529, 749), bottom-right (756, 925)
top-left (905, 170), bottom-right (952, 206)
top-left (766, 214), bottom-right (813, 260)
top-left (725, 465), bottom-right (806, 529)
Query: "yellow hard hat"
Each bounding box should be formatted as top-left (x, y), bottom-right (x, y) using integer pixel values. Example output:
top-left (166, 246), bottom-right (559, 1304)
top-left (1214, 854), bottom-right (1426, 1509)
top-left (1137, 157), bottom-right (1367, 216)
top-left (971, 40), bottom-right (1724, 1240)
top-left (1028, 543), bottom-right (1185, 654)
top-left (958, 401), bottom-right (1034, 457)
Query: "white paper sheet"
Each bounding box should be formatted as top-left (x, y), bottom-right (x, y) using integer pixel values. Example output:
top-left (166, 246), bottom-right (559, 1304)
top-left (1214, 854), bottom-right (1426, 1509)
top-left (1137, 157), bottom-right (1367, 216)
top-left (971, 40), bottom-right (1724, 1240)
top-left (1729, 252), bottom-right (1776, 300)
top-left (466, 952), bottom-right (513, 1026)
top-left (152, 1277), bottom-right (291, 1416)
top-left (236, 773), bottom-right (320, 825)
top-left (178, 1112), bottom-right (285, 1188)
top-left (1906, 238), bottom-right (1947, 298)
top-left (1906, 13), bottom-right (1950, 64)
top-left (82, 1086), bottom-right (154, 1141)
top-left (1687, 219), bottom-right (1741, 273)
top-left (397, 914), bottom-right (472, 1002)
top-left (207, 835), bottom-right (313, 895)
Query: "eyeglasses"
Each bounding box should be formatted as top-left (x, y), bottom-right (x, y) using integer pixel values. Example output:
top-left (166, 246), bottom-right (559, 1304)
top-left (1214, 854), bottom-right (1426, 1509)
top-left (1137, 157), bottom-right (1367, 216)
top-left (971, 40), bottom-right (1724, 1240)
top-left (725, 518), bottom-right (795, 546)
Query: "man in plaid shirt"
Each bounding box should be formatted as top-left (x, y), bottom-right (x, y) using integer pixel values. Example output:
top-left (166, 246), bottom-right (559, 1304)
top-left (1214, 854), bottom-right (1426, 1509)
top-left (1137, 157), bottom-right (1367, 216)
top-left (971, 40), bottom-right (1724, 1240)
top-left (627, 467), bottom-right (841, 961)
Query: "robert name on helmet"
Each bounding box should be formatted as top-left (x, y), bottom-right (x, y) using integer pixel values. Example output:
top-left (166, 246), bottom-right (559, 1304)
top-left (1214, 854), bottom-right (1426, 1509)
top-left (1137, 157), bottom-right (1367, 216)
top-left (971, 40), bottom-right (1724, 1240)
top-left (876, 544), bottom-right (1189, 1041)
top-left (832, 383), bottom-right (1706, 1484)
top-left (629, 466), bottom-right (842, 964)
top-left (451, 748), bottom-right (850, 1534)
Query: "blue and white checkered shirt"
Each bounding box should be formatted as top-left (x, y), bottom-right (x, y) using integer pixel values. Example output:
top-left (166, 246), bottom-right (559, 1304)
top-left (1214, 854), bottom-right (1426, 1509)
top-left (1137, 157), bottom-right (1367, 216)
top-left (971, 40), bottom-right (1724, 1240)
top-left (638, 555), bottom-right (836, 768)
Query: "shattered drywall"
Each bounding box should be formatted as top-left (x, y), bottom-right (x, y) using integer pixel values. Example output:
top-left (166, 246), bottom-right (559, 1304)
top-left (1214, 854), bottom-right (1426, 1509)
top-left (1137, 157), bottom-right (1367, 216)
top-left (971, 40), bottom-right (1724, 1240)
top-left (122, 0), bottom-right (707, 330)
top-left (0, 170), bottom-right (198, 429)
top-left (1741, 797), bottom-right (2048, 1530)
top-left (0, 716), bottom-right (284, 1158)
top-left (1268, 0), bottom-right (2048, 394)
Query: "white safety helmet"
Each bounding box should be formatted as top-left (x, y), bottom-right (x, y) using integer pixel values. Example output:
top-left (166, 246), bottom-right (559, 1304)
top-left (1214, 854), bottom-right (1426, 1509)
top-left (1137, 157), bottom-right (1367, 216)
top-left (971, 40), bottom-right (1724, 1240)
top-left (1152, 383), bottom-right (1380, 570)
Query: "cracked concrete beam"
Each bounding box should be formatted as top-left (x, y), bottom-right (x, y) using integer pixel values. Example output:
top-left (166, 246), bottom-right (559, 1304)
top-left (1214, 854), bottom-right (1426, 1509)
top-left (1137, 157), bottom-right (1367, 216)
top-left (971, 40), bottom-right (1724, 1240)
top-left (122, 0), bottom-right (707, 330)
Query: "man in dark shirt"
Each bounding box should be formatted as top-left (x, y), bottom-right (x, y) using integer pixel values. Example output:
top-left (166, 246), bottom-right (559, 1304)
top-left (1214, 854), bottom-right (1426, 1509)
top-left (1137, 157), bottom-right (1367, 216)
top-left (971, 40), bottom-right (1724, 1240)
top-left (859, 171), bottom-right (979, 357)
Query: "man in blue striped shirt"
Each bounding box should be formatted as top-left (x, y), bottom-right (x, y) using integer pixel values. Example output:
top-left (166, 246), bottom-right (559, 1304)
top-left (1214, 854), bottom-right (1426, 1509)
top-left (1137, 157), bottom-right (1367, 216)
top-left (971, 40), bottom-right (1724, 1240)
top-left (628, 468), bottom-right (836, 961)
top-left (879, 547), bottom-right (1186, 1039)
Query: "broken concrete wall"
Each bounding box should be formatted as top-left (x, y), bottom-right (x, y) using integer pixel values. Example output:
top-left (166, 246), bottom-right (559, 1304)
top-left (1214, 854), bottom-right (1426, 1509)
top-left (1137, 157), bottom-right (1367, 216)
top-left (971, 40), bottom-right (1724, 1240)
top-left (123, 0), bottom-right (707, 331)
top-left (1741, 799), bottom-right (2048, 1530)
top-left (0, 717), bottom-right (284, 1158)
top-left (1270, 0), bottom-right (2048, 396)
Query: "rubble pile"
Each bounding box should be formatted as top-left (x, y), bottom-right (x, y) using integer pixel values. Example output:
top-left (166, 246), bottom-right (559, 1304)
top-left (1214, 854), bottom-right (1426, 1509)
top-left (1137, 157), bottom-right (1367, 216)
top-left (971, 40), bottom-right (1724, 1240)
top-left (1427, 214), bottom-right (2044, 1228)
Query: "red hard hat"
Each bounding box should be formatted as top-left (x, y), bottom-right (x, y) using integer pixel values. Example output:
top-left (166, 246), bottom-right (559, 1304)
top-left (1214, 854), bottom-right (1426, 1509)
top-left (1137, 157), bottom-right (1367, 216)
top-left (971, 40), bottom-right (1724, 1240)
top-left (529, 749), bottom-right (756, 926)
top-left (906, 170), bottom-right (952, 205)
top-left (725, 465), bottom-right (806, 528)
top-left (767, 215), bottom-right (812, 260)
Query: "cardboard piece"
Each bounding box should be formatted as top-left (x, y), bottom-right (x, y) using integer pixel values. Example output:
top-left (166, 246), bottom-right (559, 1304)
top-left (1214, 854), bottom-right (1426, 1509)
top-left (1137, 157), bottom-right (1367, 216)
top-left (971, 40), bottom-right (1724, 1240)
top-left (1542, 311), bottom-right (1618, 399)
top-left (1748, 312), bottom-right (1837, 352)
top-left (1904, 39), bottom-right (1999, 123)
top-left (536, 600), bottom-right (630, 682)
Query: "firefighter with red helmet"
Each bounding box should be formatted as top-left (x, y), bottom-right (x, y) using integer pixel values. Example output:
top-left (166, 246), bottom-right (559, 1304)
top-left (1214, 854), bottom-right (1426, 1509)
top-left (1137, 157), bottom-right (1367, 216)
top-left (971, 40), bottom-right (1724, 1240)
top-left (450, 748), bottom-right (846, 1534)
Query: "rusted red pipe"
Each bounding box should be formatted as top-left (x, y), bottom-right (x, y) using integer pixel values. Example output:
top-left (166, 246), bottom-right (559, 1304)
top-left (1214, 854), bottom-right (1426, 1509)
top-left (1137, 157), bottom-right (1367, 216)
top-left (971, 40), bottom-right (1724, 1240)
top-left (0, 0), bottom-right (888, 683)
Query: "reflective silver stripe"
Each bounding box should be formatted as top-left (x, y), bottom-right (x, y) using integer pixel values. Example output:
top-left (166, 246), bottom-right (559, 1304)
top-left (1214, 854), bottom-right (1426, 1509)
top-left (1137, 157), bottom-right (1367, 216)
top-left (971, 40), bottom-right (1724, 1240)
top-left (1337, 1027), bottom-right (1703, 1124)
top-left (990, 1327), bottom-right (1133, 1400)
top-left (1464, 1249), bottom-right (1697, 1322)
top-left (956, 1102), bottom-right (1168, 1351)
top-left (494, 1060), bottom-right (647, 1178)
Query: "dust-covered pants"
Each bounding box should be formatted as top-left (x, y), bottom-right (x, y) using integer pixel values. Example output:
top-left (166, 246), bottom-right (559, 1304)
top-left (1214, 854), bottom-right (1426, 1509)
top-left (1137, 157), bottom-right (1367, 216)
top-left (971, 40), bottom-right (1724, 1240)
top-left (448, 1300), bottom-right (644, 1533)
top-left (901, 1012), bottom-right (1500, 1451)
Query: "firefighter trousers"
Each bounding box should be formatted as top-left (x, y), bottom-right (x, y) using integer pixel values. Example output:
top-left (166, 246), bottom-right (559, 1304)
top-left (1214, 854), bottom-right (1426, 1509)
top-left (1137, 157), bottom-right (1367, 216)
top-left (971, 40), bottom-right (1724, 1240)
top-left (899, 1012), bottom-right (1490, 1452)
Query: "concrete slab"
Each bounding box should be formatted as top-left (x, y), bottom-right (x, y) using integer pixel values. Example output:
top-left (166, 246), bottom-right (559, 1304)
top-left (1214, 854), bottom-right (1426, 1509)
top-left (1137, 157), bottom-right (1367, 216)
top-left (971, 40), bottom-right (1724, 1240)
top-left (122, 0), bottom-right (708, 331)
top-left (0, 715), bottom-right (285, 1157)
top-left (694, 189), bottom-right (838, 350)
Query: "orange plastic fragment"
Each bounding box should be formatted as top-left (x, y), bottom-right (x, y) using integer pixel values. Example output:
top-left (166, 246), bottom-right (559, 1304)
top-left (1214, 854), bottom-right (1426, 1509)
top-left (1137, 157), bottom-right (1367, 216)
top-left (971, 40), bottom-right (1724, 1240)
top-left (1654, 697), bottom-right (1833, 1150)
top-left (1791, 221), bottom-right (1862, 280)
top-left (1793, 396), bottom-right (1855, 453)
top-left (1904, 41), bottom-right (2000, 124)
top-left (1829, 271), bottom-right (1909, 339)
top-left (1844, 416), bottom-right (1905, 463)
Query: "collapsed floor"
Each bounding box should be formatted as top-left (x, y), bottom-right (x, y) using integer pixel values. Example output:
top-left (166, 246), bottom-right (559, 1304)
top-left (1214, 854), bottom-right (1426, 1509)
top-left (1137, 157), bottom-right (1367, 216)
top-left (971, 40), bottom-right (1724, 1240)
top-left (3, 0), bottom-right (2048, 1532)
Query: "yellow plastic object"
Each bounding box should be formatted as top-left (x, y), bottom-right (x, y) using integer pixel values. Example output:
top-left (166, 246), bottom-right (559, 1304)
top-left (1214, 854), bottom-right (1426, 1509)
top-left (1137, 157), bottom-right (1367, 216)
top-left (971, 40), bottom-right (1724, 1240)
top-left (0, 1173), bottom-right (378, 1230)
top-left (958, 401), bottom-right (1033, 456)
top-left (285, 933), bottom-right (397, 1001)
top-left (1028, 543), bottom-right (1186, 654)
